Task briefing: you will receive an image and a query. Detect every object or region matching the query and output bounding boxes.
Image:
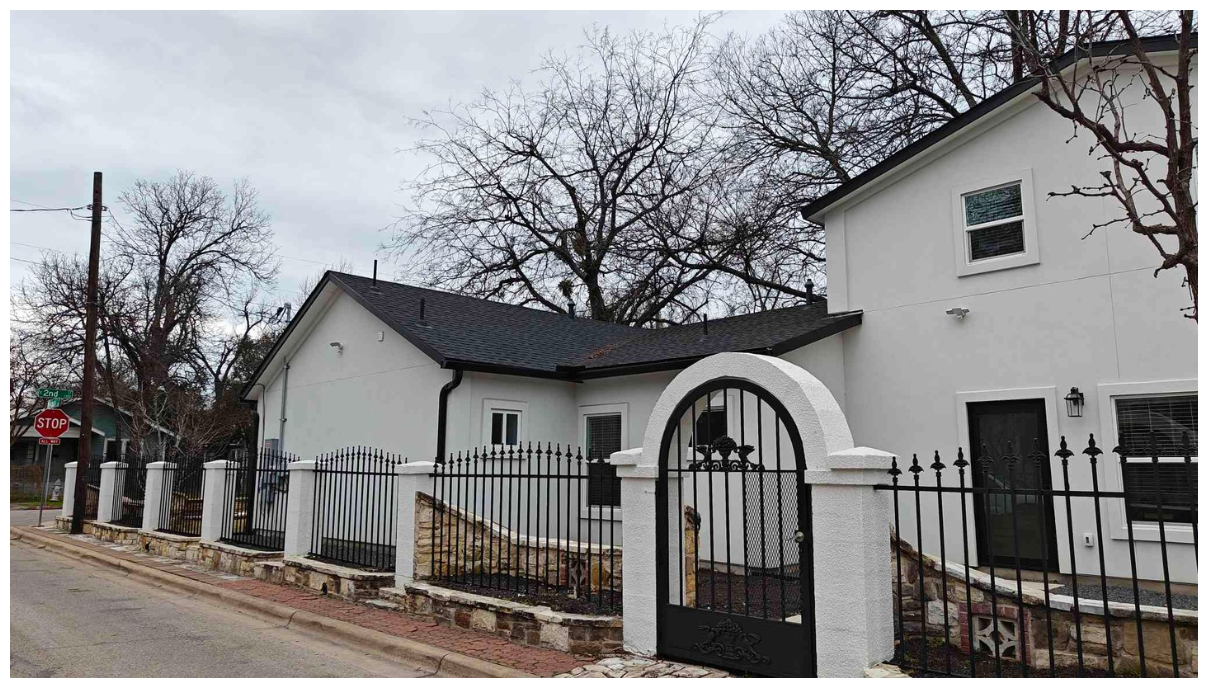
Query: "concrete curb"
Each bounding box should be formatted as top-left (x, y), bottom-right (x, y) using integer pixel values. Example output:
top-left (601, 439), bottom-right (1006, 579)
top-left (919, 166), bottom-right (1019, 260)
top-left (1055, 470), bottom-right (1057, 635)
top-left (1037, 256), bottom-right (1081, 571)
top-left (11, 526), bottom-right (533, 678)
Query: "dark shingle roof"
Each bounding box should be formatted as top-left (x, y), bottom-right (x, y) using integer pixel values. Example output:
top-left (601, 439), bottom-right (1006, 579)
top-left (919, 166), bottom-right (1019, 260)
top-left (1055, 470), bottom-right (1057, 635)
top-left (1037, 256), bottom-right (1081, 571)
top-left (242, 271), bottom-right (860, 392)
top-left (567, 302), bottom-right (861, 376)
top-left (330, 272), bottom-right (635, 375)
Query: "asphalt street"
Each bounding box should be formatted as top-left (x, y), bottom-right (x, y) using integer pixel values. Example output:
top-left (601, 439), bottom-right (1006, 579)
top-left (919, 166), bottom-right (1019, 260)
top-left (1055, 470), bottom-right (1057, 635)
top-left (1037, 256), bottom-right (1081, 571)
top-left (9, 534), bottom-right (428, 677)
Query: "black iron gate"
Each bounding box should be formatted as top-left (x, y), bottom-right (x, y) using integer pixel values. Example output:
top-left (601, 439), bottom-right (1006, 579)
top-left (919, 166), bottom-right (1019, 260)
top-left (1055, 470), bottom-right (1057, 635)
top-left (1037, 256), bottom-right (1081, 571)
top-left (655, 378), bottom-right (816, 677)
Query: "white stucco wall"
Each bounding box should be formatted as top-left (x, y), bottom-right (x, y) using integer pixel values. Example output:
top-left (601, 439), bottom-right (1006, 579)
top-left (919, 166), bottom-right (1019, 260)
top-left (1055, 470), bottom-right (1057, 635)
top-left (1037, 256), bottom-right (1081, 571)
top-left (256, 288), bottom-right (452, 461)
top-left (821, 64), bottom-right (1197, 582)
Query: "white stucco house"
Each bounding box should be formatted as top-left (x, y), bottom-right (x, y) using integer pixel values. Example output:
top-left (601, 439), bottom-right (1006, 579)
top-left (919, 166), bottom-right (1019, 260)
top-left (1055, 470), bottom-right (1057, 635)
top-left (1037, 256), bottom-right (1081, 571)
top-left (243, 35), bottom-right (1195, 584)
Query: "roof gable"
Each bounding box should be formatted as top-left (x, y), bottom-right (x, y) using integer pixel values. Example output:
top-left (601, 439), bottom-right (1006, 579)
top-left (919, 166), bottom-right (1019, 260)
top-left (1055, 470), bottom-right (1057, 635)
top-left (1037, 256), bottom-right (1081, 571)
top-left (802, 34), bottom-right (1190, 221)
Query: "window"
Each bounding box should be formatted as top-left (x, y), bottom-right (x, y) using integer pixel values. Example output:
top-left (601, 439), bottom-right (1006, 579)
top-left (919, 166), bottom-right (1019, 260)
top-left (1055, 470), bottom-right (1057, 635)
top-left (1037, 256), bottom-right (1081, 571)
top-left (1116, 394), bottom-right (1197, 524)
top-left (963, 183), bottom-right (1025, 262)
top-left (952, 171), bottom-right (1039, 276)
top-left (694, 408), bottom-right (728, 446)
top-left (587, 414), bottom-right (622, 507)
top-left (490, 410), bottom-right (521, 447)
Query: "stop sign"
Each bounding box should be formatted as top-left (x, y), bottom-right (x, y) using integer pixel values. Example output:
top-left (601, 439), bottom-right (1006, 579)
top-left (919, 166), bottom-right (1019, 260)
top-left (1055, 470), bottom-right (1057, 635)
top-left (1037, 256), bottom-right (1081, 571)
top-left (34, 408), bottom-right (71, 439)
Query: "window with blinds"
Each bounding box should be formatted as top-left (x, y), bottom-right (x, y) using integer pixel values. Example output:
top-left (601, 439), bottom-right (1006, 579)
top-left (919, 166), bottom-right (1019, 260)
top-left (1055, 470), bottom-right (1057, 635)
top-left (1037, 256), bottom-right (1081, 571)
top-left (963, 182), bottom-right (1026, 262)
top-left (587, 414), bottom-right (622, 507)
top-left (1116, 394), bottom-right (1197, 524)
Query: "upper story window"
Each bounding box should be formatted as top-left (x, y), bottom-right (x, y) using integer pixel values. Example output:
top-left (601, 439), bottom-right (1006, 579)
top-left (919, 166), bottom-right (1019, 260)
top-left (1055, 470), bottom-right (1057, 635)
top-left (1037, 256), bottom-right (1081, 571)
top-left (964, 183), bottom-right (1025, 261)
top-left (952, 170), bottom-right (1039, 277)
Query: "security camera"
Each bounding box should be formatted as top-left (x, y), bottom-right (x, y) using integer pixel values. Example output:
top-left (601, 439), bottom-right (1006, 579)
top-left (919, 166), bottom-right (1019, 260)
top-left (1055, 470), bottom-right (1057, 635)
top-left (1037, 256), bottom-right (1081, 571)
top-left (945, 307), bottom-right (970, 320)
top-left (329, 341), bottom-right (344, 354)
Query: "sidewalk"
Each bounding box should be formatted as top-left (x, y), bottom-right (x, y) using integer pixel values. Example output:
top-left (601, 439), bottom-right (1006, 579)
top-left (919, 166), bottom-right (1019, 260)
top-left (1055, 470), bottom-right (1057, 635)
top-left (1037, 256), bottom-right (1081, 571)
top-left (11, 525), bottom-right (584, 677)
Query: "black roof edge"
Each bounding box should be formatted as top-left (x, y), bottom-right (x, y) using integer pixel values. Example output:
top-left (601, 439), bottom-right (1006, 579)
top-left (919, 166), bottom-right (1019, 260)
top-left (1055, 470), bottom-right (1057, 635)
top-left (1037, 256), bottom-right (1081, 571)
top-left (767, 311), bottom-right (863, 356)
top-left (239, 270), bottom-right (452, 401)
top-left (562, 311), bottom-right (864, 380)
top-left (440, 359), bottom-right (578, 382)
top-left (800, 33), bottom-right (1192, 220)
top-left (328, 272), bottom-right (449, 366)
top-left (239, 270), bottom-right (338, 401)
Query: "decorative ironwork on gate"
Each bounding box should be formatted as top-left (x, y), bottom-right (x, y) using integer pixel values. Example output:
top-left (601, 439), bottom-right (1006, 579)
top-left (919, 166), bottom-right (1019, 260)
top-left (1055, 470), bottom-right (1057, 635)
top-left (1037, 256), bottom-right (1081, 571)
top-left (656, 378), bottom-right (816, 678)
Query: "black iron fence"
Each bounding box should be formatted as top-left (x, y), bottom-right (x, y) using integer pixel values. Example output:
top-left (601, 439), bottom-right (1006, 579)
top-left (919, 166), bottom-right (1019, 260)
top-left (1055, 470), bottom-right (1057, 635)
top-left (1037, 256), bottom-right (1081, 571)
top-left (309, 447), bottom-right (406, 570)
top-left (81, 459), bottom-right (103, 520)
top-left (221, 448), bottom-right (295, 551)
top-left (158, 454), bottom-right (206, 536)
top-left (111, 454), bottom-right (150, 527)
top-left (427, 444), bottom-right (620, 614)
top-left (879, 433), bottom-right (1197, 678)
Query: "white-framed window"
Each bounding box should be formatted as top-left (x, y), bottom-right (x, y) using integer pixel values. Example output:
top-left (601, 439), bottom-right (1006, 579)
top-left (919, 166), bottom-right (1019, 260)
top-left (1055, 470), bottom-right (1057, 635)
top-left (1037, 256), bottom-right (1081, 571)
top-left (491, 410), bottom-right (521, 447)
top-left (1114, 393), bottom-right (1197, 525)
top-left (482, 399), bottom-right (527, 451)
top-left (580, 403), bottom-right (628, 516)
top-left (952, 170), bottom-right (1039, 276)
top-left (1096, 380), bottom-right (1197, 544)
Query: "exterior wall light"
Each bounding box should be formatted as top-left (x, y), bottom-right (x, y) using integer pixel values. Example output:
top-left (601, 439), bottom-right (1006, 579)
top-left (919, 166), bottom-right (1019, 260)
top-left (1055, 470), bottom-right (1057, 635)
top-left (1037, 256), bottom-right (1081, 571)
top-left (329, 341), bottom-right (344, 354)
top-left (1065, 387), bottom-right (1085, 418)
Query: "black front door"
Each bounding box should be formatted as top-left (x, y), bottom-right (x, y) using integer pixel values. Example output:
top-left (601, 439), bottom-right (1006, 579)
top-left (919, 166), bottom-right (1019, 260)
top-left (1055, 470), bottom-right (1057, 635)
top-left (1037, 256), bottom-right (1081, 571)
top-left (968, 399), bottom-right (1058, 570)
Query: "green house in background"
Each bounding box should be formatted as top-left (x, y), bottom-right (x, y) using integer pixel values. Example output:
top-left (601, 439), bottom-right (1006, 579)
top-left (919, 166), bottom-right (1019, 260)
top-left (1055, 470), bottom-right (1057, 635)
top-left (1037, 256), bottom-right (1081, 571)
top-left (10, 399), bottom-right (176, 498)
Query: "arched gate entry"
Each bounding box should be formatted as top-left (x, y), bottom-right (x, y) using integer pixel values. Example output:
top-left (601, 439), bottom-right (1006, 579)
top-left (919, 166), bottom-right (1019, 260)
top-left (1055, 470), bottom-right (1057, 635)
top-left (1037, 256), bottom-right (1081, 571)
top-left (655, 377), bottom-right (816, 677)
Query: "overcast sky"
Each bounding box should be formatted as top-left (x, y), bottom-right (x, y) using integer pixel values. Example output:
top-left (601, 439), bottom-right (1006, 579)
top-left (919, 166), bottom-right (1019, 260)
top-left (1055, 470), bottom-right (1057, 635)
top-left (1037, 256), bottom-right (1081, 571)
top-left (10, 10), bottom-right (785, 308)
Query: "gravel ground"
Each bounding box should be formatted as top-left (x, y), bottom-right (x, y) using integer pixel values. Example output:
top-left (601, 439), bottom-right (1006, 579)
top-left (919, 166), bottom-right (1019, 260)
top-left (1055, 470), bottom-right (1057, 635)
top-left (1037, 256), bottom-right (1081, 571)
top-left (1049, 584), bottom-right (1197, 611)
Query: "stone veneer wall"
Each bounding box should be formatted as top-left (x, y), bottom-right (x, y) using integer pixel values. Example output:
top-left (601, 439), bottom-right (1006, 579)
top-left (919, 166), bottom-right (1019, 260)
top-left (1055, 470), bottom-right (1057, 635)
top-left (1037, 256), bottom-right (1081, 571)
top-left (383, 582), bottom-right (622, 656)
top-left (414, 493), bottom-right (623, 593)
top-left (258, 557), bottom-right (394, 600)
top-left (893, 537), bottom-right (1197, 677)
top-left (53, 517), bottom-right (283, 579)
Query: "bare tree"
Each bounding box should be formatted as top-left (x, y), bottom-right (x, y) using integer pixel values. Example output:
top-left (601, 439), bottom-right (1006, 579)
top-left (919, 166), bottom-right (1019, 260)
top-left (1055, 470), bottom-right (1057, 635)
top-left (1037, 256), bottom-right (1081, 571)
top-left (391, 17), bottom-right (817, 325)
top-left (1009, 10), bottom-right (1197, 319)
top-left (16, 171), bottom-right (279, 452)
top-left (9, 327), bottom-right (68, 447)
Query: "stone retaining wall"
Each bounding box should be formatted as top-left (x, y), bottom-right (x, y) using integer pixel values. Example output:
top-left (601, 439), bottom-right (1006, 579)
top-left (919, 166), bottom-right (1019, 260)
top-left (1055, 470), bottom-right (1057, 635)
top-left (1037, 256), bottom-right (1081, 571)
top-left (894, 537), bottom-right (1197, 677)
top-left (414, 493), bottom-right (623, 593)
top-left (259, 556), bottom-right (395, 600)
top-left (382, 582), bottom-right (622, 656)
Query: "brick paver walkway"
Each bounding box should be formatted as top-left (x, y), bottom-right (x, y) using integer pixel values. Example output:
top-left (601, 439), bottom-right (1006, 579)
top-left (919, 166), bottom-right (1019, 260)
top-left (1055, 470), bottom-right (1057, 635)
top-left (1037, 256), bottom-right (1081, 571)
top-left (17, 526), bottom-right (583, 677)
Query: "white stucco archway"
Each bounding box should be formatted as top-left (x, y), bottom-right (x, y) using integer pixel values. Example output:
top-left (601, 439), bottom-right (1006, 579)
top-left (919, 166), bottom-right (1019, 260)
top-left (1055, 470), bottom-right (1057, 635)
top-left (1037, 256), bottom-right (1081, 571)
top-left (638, 352), bottom-right (854, 469)
top-left (613, 351), bottom-right (895, 677)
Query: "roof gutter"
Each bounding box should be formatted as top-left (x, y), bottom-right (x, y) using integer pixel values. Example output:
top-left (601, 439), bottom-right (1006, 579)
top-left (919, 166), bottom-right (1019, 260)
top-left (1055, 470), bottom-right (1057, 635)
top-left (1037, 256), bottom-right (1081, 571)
top-left (436, 368), bottom-right (464, 463)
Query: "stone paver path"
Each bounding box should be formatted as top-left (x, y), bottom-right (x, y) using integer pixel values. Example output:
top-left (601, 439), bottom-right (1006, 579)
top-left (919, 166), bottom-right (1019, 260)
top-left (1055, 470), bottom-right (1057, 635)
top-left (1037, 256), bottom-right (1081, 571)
top-left (558, 656), bottom-right (728, 678)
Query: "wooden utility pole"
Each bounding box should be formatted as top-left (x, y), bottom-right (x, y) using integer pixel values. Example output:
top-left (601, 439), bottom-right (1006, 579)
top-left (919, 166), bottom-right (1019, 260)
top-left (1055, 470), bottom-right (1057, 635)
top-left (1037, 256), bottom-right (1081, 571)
top-left (71, 172), bottom-right (103, 533)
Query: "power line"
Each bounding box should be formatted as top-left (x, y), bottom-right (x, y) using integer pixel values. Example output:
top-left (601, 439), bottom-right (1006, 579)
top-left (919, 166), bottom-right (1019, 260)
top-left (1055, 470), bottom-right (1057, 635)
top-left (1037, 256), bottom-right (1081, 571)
top-left (10, 205), bottom-right (95, 213)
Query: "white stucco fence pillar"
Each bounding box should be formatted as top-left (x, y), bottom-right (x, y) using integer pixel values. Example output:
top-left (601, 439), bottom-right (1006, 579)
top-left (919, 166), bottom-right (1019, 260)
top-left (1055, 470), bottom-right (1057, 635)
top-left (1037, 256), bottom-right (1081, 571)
top-left (200, 460), bottom-right (234, 542)
top-left (284, 460), bottom-right (317, 557)
top-left (61, 461), bottom-right (77, 521)
top-left (807, 447), bottom-right (897, 677)
top-left (96, 461), bottom-right (125, 523)
top-left (141, 461), bottom-right (174, 532)
top-left (394, 461), bottom-right (436, 588)
top-left (611, 447), bottom-right (660, 655)
top-left (618, 352), bottom-right (895, 677)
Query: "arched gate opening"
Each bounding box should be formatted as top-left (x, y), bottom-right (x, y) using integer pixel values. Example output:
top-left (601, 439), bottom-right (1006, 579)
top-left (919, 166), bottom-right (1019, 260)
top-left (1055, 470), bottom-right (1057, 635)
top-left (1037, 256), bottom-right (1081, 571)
top-left (655, 377), bottom-right (816, 677)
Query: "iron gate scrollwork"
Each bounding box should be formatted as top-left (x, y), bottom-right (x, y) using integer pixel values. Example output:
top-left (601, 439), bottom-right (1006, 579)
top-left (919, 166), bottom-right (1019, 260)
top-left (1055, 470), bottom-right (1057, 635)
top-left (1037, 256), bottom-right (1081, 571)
top-left (655, 378), bottom-right (816, 678)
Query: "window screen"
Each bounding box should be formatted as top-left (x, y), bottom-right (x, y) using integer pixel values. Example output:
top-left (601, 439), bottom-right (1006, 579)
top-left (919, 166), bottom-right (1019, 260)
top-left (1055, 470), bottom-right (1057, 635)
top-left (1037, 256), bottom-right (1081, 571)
top-left (491, 411), bottom-right (520, 446)
top-left (587, 414), bottom-right (622, 507)
top-left (963, 183), bottom-right (1026, 262)
top-left (1116, 394), bottom-right (1197, 524)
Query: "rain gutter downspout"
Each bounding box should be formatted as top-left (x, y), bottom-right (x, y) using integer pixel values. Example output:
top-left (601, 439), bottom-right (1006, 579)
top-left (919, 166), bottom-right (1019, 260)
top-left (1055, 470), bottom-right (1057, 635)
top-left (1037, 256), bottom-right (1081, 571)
top-left (436, 368), bottom-right (464, 463)
top-left (278, 358), bottom-right (290, 452)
